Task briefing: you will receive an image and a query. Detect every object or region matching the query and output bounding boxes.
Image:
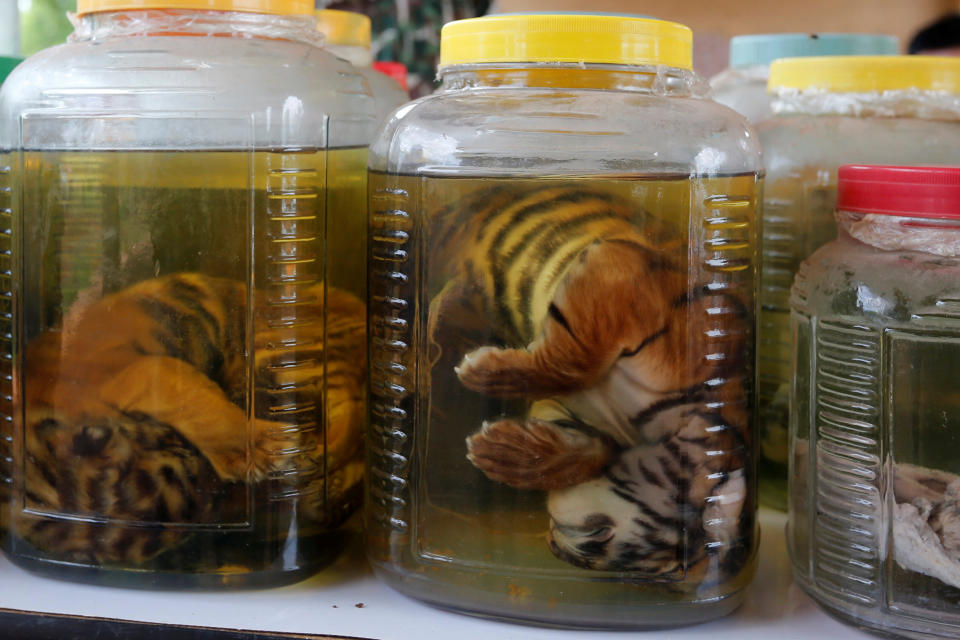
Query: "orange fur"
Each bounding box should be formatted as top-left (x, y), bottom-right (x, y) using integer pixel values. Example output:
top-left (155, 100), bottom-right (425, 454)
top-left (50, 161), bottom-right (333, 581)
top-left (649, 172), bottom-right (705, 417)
top-left (458, 239), bottom-right (747, 495)
top-left (465, 418), bottom-right (614, 490)
top-left (431, 185), bottom-right (751, 574)
top-left (15, 274), bottom-right (366, 565)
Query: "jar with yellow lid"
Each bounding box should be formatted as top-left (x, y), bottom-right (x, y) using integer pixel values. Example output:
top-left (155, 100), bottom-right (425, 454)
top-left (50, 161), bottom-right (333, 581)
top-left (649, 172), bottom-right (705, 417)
top-left (709, 33), bottom-right (898, 123)
top-left (316, 9), bottom-right (409, 126)
top-left (366, 13), bottom-right (761, 627)
top-left (755, 56), bottom-right (960, 511)
top-left (0, 0), bottom-right (376, 587)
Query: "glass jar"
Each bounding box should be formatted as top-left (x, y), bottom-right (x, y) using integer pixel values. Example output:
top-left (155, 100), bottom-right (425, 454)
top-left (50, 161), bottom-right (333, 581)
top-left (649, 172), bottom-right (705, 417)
top-left (709, 33), bottom-right (898, 124)
top-left (372, 62), bottom-right (409, 95)
top-left (316, 9), bottom-right (409, 126)
top-left (366, 13), bottom-right (762, 628)
top-left (0, 0), bottom-right (376, 587)
top-left (790, 164), bottom-right (960, 639)
top-left (755, 56), bottom-right (960, 510)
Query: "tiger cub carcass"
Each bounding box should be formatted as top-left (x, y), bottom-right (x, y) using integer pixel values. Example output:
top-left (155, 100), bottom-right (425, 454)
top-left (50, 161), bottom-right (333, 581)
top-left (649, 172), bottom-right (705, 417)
top-left (430, 186), bottom-right (751, 580)
top-left (14, 274), bottom-right (365, 566)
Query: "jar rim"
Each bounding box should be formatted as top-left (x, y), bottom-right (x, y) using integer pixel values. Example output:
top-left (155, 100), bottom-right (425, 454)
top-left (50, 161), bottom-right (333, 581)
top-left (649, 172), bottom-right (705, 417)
top-left (768, 55), bottom-right (960, 94)
top-left (76, 0), bottom-right (314, 17)
top-left (729, 33), bottom-right (898, 69)
top-left (439, 14), bottom-right (692, 72)
top-left (838, 164), bottom-right (960, 220)
top-left (316, 9), bottom-right (370, 49)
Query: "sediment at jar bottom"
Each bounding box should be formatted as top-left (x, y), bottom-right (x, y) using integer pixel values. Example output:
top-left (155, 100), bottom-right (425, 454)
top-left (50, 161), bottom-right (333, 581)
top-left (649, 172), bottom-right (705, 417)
top-left (367, 172), bottom-right (760, 619)
top-left (368, 548), bottom-right (754, 628)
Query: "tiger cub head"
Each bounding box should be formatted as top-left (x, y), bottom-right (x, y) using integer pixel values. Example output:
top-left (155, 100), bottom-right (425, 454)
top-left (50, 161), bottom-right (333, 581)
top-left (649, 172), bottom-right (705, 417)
top-left (545, 476), bottom-right (651, 573)
top-left (546, 453), bottom-right (747, 575)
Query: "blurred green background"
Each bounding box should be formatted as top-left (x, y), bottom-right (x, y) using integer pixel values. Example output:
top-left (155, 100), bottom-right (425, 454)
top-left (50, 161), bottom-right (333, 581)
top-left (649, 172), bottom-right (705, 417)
top-left (18, 0), bottom-right (76, 56)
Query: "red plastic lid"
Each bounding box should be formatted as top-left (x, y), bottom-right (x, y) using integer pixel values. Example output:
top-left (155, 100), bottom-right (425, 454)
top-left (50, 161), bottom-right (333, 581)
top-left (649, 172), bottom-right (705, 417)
top-left (837, 164), bottom-right (960, 219)
top-left (373, 61), bottom-right (408, 92)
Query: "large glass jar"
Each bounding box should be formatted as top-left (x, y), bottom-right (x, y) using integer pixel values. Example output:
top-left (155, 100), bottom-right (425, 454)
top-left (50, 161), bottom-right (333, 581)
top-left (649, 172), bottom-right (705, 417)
top-left (366, 13), bottom-right (762, 628)
top-left (316, 9), bottom-right (409, 126)
top-left (790, 164), bottom-right (960, 639)
top-left (755, 56), bottom-right (960, 510)
top-left (0, 0), bottom-right (375, 587)
top-left (709, 33), bottom-right (898, 124)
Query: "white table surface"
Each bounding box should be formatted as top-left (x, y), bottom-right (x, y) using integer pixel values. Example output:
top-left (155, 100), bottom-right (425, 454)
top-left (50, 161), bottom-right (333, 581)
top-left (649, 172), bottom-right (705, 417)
top-left (0, 508), bottom-right (872, 640)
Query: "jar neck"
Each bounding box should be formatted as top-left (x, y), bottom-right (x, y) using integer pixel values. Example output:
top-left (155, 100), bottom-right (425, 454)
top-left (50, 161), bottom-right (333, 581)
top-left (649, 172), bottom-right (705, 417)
top-left (771, 87), bottom-right (960, 120)
top-left (437, 63), bottom-right (704, 96)
top-left (70, 9), bottom-right (322, 46)
top-left (839, 209), bottom-right (960, 257)
top-left (325, 43), bottom-right (372, 68)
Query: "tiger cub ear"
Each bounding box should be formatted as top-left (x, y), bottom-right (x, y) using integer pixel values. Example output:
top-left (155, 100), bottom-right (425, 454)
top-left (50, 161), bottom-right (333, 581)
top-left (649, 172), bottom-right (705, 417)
top-left (457, 239), bottom-right (680, 398)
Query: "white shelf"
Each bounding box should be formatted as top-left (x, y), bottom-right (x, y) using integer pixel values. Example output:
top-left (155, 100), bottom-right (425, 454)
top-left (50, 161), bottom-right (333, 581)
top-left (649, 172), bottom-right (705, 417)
top-left (0, 509), bottom-right (872, 640)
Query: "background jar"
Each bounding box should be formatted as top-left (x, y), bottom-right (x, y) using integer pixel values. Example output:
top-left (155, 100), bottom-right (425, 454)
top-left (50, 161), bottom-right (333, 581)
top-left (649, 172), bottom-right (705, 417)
top-left (316, 9), bottom-right (410, 127)
top-left (755, 55), bottom-right (960, 511)
top-left (790, 164), bottom-right (960, 639)
top-left (0, 0), bottom-right (376, 587)
top-left (709, 33), bottom-right (898, 124)
top-left (366, 13), bottom-right (762, 629)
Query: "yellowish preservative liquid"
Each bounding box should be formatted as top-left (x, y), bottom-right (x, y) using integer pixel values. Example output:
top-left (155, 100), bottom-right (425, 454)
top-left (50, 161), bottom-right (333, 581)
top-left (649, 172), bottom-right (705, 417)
top-left (755, 56), bottom-right (960, 510)
top-left (757, 164), bottom-right (838, 509)
top-left (367, 170), bottom-right (759, 624)
top-left (365, 12), bottom-right (762, 628)
top-left (0, 147), bottom-right (368, 586)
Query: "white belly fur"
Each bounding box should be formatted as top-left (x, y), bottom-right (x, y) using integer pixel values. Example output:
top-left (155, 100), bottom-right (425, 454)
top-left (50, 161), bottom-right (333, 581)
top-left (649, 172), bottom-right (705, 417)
top-left (554, 362), bottom-right (678, 448)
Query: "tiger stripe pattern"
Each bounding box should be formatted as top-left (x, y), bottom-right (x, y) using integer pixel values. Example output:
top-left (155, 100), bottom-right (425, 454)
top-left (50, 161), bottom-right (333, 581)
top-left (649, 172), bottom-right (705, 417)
top-left (429, 184), bottom-right (676, 349)
top-left (11, 273), bottom-right (365, 566)
top-left (428, 185), bottom-right (751, 579)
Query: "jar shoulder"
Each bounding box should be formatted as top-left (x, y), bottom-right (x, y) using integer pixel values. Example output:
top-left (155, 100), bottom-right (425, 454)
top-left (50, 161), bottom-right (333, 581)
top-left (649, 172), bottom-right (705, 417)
top-left (757, 115), bottom-right (960, 177)
top-left (792, 238), bottom-right (960, 323)
top-left (370, 88), bottom-right (762, 176)
top-left (0, 37), bottom-right (377, 148)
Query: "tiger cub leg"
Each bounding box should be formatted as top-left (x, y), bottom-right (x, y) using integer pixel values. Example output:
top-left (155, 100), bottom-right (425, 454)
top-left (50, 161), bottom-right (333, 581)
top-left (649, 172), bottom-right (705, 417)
top-left (465, 399), bottom-right (614, 491)
top-left (97, 355), bottom-right (292, 483)
top-left (456, 239), bottom-right (680, 400)
top-left (702, 468), bottom-right (746, 557)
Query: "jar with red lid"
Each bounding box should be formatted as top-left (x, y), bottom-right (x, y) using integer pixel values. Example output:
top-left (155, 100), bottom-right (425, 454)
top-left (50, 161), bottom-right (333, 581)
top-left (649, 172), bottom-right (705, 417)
top-left (790, 165), bottom-right (960, 638)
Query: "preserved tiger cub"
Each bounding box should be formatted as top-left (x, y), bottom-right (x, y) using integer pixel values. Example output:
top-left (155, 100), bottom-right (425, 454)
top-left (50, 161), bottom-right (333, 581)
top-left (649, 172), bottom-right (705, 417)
top-left (15, 274), bottom-right (365, 565)
top-left (430, 186), bottom-right (750, 578)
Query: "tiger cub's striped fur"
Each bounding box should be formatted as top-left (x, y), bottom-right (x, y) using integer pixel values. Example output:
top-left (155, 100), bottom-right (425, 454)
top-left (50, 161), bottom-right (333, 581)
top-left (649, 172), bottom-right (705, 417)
top-left (429, 185), bottom-right (750, 578)
top-left (14, 274), bottom-right (365, 565)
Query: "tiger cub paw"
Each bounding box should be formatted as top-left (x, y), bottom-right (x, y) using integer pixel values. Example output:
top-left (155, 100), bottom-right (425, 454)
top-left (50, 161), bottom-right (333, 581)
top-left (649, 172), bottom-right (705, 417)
top-left (702, 469), bottom-right (746, 554)
top-left (455, 346), bottom-right (533, 396)
top-left (208, 419), bottom-right (304, 484)
top-left (249, 419), bottom-right (308, 482)
top-left (204, 446), bottom-right (253, 484)
top-left (466, 418), bottom-right (612, 491)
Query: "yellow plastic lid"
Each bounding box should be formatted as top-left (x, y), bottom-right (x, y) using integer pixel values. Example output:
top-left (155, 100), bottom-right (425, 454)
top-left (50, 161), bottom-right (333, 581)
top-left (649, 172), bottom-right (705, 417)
top-left (76, 0), bottom-right (314, 16)
top-left (439, 14), bottom-right (693, 71)
top-left (316, 9), bottom-right (371, 48)
top-left (769, 55), bottom-right (960, 93)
